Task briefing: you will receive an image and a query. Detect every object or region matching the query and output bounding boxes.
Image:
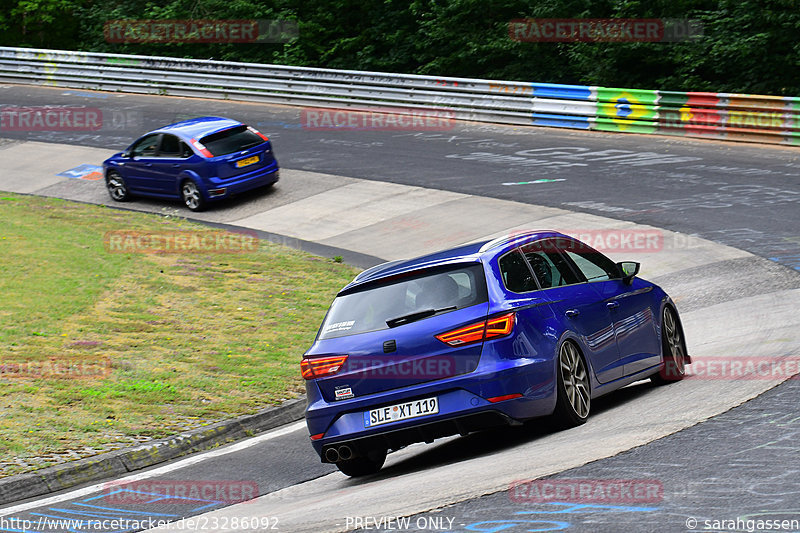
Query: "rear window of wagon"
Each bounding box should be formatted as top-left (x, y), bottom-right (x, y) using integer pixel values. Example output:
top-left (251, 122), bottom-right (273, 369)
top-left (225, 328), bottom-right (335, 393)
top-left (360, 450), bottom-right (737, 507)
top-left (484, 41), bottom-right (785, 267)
top-left (318, 264), bottom-right (488, 340)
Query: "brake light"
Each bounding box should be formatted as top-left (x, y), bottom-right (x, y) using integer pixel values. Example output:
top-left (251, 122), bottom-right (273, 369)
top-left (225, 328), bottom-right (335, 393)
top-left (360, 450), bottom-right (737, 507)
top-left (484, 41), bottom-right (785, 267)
top-left (435, 312), bottom-right (515, 346)
top-left (301, 355), bottom-right (348, 380)
top-left (310, 433), bottom-right (325, 441)
top-left (247, 126), bottom-right (269, 141)
top-left (190, 138), bottom-right (214, 158)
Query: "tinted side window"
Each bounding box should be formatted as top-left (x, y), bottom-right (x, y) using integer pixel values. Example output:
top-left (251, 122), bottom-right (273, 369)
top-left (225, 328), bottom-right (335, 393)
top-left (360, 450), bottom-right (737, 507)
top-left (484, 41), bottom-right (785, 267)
top-left (498, 250), bottom-right (539, 293)
top-left (519, 240), bottom-right (582, 289)
top-left (179, 142), bottom-right (193, 158)
top-left (564, 249), bottom-right (620, 282)
top-left (130, 134), bottom-right (160, 157)
top-left (158, 134), bottom-right (181, 157)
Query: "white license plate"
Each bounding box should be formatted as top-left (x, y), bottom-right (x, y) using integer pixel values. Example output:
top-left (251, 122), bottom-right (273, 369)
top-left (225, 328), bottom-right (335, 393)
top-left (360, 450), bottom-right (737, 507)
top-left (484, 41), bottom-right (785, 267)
top-left (364, 397), bottom-right (438, 428)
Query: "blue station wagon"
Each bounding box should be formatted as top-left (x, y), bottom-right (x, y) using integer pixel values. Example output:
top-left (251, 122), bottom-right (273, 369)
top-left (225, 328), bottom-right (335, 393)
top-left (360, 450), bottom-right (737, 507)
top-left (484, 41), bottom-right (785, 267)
top-left (103, 117), bottom-right (279, 211)
top-left (302, 231), bottom-right (689, 476)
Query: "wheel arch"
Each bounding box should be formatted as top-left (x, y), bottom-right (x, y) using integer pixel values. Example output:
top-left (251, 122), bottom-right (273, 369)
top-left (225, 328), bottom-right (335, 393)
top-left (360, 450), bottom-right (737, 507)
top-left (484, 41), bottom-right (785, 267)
top-left (555, 330), bottom-right (596, 398)
top-left (176, 170), bottom-right (204, 196)
top-left (659, 297), bottom-right (691, 365)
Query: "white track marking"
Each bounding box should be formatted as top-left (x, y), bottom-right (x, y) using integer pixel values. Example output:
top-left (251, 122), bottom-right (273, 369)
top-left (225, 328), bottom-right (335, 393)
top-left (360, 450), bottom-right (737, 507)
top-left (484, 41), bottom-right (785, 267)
top-left (0, 421), bottom-right (306, 516)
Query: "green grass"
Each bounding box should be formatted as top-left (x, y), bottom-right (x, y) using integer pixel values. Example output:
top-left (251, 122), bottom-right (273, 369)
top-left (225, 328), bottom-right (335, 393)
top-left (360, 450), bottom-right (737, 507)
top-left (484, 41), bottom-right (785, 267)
top-left (0, 193), bottom-right (359, 476)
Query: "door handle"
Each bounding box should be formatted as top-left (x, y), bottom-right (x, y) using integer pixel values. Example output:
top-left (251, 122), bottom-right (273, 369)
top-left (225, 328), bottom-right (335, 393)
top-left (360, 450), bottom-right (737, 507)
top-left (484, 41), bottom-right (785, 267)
top-left (606, 301), bottom-right (620, 310)
top-left (144, 163), bottom-right (152, 167)
top-left (172, 164), bottom-right (181, 167)
top-left (565, 309), bottom-right (580, 318)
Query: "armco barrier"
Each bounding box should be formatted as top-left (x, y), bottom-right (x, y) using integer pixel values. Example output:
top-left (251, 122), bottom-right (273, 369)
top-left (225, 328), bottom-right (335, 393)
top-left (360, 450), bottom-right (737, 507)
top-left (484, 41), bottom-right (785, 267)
top-left (1, 46), bottom-right (799, 145)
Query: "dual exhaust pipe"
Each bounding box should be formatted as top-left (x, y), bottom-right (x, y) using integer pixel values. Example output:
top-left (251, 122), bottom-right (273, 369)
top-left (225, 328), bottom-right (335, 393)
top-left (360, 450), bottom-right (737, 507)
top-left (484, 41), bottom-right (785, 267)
top-left (324, 444), bottom-right (353, 463)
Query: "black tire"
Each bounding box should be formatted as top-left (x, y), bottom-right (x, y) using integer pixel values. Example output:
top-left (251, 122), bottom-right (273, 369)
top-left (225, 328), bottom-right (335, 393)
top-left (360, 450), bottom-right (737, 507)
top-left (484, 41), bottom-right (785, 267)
top-left (106, 171), bottom-right (130, 202)
top-left (335, 449), bottom-right (387, 477)
top-left (651, 306), bottom-right (687, 385)
top-left (551, 340), bottom-right (590, 429)
top-left (181, 179), bottom-right (206, 212)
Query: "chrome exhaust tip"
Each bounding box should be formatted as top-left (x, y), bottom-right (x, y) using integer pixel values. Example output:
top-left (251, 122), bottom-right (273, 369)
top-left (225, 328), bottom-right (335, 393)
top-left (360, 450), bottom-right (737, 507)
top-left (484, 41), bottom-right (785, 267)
top-left (338, 445), bottom-right (353, 461)
top-left (324, 447), bottom-right (340, 463)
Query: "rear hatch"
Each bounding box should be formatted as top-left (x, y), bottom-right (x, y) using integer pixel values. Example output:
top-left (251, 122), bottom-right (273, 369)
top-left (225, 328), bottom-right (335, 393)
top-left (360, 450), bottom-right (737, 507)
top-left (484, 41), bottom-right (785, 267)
top-left (305, 263), bottom-right (490, 401)
top-left (199, 125), bottom-right (275, 180)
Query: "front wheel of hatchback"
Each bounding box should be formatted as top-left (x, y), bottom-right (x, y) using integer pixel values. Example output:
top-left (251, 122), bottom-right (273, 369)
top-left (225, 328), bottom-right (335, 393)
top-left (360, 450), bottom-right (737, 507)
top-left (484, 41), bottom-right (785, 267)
top-left (551, 340), bottom-right (590, 429)
top-left (106, 171), bottom-right (130, 202)
top-left (336, 448), bottom-right (387, 477)
top-left (181, 179), bottom-right (206, 212)
top-left (651, 306), bottom-right (687, 385)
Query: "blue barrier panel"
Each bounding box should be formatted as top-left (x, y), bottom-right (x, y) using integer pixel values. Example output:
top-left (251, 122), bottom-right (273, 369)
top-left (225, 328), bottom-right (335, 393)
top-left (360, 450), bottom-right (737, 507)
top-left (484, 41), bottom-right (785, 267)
top-left (532, 113), bottom-right (591, 129)
top-left (532, 83), bottom-right (592, 101)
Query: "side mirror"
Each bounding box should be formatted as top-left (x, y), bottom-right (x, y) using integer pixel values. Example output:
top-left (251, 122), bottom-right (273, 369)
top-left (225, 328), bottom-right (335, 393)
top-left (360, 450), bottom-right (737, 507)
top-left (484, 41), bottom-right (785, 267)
top-left (617, 261), bottom-right (640, 285)
top-left (121, 151), bottom-right (131, 158)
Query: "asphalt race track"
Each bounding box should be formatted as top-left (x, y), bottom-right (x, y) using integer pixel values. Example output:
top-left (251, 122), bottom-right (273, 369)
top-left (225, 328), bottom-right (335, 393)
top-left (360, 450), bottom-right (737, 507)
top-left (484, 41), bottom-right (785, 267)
top-left (0, 84), bottom-right (799, 533)
top-left (2, 85), bottom-right (800, 271)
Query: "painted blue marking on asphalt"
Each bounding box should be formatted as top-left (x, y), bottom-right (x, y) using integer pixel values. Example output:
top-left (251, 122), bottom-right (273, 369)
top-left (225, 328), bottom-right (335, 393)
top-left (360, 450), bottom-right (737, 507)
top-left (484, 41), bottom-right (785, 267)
top-left (62, 91), bottom-right (109, 99)
top-left (56, 164), bottom-right (103, 179)
top-left (462, 519), bottom-right (570, 532)
top-left (769, 256), bottom-right (800, 271)
top-left (71, 502), bottom-right (180, 517)
top-left (48, 507), bottom-right (131, 519)
top-left (79, 488), bottom-right (224, 511)
top-left (515, 502), bottom-right (659, 514)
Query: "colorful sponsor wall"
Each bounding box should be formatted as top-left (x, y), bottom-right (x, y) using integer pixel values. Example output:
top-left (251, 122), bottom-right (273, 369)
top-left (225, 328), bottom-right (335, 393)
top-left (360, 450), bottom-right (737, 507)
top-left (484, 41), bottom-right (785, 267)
top-left (2, 46), bottom-right (798, 146)
top-left (531, 84), bottom-right (800, 145)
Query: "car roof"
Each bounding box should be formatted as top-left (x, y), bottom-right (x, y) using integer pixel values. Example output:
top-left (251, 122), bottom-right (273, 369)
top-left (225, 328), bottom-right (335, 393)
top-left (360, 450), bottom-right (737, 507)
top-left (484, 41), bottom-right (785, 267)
top-left (342, 230), bottom-right (570, 293)
top-left (151, 116), bottom-right (243, 139)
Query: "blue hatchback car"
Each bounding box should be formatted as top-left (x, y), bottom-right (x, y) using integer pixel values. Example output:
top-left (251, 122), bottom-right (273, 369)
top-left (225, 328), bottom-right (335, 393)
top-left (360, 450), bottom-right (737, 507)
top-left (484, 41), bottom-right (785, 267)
top-left (302, 231), bottom-right (689, 476)
top-left (103, 117), bottom-right (279, 211)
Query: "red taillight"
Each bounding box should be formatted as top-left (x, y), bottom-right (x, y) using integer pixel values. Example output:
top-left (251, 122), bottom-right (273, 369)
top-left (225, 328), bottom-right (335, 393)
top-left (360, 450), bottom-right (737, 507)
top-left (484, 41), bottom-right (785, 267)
top-left (190, 138), bottom-right (214, 158)
top-left (310, 433), bottom-right (325, 441)
top-left (301, 355), bottom-right (348, 380)
top-left (435, 312), bottom-right (515, 347)
top-left (488, 393), bottom-right (522, 403)
top-left (435, 321), bottom-right (486, 346)
top-left (247, 126), bottom-right (269, 141)
top-left (485, 313), bottom-right (515, 339)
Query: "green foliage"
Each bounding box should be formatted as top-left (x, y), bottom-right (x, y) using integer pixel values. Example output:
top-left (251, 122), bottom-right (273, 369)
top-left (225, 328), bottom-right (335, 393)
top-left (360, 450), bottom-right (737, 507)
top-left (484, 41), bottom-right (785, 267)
top-left (0, 0), bottom-right (797, 94)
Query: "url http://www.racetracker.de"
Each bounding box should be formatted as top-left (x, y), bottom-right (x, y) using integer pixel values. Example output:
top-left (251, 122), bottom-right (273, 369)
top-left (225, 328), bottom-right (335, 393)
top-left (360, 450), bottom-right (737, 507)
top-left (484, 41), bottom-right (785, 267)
top-left (0, 515), bottom-right (281, 531)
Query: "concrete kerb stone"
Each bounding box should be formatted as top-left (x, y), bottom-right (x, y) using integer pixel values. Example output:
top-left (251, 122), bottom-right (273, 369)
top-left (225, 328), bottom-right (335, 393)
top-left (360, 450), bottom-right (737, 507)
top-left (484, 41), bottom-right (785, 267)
top-left (0, 397), bottom-right (306, 505)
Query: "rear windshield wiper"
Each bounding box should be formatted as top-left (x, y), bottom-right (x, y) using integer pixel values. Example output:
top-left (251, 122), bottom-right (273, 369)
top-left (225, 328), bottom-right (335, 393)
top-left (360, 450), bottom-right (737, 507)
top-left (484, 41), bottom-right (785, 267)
top-left (386, 306), bottom-right (457, 328)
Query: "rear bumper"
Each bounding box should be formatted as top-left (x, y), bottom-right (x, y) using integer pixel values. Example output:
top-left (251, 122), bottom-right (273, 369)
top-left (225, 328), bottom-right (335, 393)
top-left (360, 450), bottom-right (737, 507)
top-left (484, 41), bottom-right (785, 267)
top-left (205, 163), bottom-right (279, 200)
top-left (306, 358), bottom-right (556, 460)
top-left (319, 409), bottom-right (517, 463)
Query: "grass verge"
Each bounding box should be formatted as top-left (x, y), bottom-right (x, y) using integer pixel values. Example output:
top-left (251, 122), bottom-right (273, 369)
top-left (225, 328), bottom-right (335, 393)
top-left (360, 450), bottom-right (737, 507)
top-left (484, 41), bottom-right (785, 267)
top-left (0, 192), bottom-right (359, 477)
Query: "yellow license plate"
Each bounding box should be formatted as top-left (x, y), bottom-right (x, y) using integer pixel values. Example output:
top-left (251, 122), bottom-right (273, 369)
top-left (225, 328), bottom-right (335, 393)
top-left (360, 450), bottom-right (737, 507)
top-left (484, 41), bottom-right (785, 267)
top-left (236, 155), bottom-right (259, 168)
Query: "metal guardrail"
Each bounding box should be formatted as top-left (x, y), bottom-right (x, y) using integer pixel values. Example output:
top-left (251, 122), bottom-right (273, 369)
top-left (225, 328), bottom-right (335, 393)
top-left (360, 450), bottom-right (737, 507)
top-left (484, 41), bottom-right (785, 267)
top-left (1, 46), bottom-right (799, 146)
